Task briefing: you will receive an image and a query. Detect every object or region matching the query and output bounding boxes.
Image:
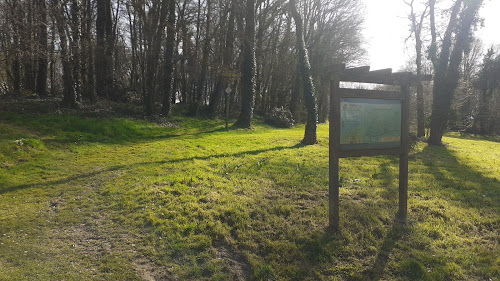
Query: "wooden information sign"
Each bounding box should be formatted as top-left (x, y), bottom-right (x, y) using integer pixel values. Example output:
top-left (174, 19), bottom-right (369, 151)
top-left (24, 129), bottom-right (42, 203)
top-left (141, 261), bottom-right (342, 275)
top-left (328, 64), bottom-right (432, 231)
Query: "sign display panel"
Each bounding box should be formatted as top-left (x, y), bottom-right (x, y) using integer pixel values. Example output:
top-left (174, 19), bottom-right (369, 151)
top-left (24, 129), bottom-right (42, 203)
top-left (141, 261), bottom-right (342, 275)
top-left (340, 98), bottom-right (401, 150)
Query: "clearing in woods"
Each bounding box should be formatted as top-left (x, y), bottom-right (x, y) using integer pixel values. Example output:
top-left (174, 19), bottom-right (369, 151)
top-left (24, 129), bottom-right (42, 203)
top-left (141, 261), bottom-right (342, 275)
top-left (0, 112), bottom-right (499, 280)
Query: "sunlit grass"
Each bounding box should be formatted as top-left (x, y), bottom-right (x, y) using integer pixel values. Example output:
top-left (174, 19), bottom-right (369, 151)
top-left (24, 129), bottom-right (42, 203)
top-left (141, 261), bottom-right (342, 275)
top-left (0, 113), bottom-right (498, 280)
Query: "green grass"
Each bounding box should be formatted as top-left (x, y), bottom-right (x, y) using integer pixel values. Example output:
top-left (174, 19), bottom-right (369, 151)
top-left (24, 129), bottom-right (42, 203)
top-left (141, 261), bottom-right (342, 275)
top-left (0, 113), bottom-right (499, 280)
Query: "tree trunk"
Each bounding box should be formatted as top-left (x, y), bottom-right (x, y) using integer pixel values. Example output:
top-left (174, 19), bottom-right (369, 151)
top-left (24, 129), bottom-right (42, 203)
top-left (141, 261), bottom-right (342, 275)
top-left (234, 0), bottom-right (256, 128)
top-left (190, 0), bottom-right (212, 116)
top-left (407, 0), bottom-right (427, 137)
top-left (161, 0), bottom-right (177, 116)
top-left (82, 0), bottom-right (96, 103)
top-left (13, 56), bottom-right (21, 95)
top-left (9, 1), bottom-right (21, 95)
top-left (144, 0), bottom-right (169, 115)
top-left (54, 1), bottom-right (77, 108)
top-left (49, 17), bottom-right (56, 96)
top-left (428, 0), bottom-right (462, 144)
top-left (289, 64), bottom-right (301, 122)
top-left (36, 0), bottom-right (48, 98)
top-left (71, 0), bottom-right (82, 102)
top-left (290, 0), bottom-right (317, 145)
top-left (209, 0), bottom-right (235, 117)
top-left (23, 1), bottom-right (36, 94)
top-left (96, 0), bottom-right (113, 98)
top-left (126, 2), bottom-right (138, 91)
top-left (429, 0), bottom-right (482, 145)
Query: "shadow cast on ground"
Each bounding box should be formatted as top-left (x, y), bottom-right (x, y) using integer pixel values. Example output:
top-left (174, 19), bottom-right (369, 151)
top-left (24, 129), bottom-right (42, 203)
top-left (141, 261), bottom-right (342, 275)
top-left (418, 145), bottom-right (500, 210)
top-left (1, 143), bottom-right (304, 195)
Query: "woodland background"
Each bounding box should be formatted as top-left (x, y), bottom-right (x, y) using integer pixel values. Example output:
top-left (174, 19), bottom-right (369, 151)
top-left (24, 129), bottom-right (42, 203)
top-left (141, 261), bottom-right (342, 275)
top-left (0, 0), bottom-right (498, 141)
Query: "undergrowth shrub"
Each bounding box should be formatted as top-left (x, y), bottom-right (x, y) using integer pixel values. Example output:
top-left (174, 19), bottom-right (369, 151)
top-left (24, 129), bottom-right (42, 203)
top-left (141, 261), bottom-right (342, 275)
top-left (409, 132), bottom-right (418, 152)
top-left (264, 107), bottom-right (294, 128)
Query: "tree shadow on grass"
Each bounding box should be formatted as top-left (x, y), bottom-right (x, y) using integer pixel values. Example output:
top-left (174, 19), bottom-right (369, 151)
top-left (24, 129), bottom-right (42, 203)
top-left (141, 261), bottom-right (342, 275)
top-left (417, 145), bottom-right (500, 210)
top-left (290, 216), bottom-right (408, 280)
top-left (445, 133), bottom-right (500, 144)
top-left (377, 157), bottom-right (400, 196)
top-left (360, 222), bottom-right (409, 281)
top-left (1, 143), bottom-right (305, 195)
top-left (283, 155), bottom-right (406, 280)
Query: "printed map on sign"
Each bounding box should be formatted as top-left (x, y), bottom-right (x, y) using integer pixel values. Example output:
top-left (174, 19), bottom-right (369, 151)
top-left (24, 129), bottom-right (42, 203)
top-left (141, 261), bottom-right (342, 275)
top-left (340, 98), bottom-right (401, 150)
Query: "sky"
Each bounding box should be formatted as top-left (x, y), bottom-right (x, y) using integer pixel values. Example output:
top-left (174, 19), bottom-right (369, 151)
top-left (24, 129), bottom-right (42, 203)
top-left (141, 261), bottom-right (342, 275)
top-left (362, 0), bottom-right (500, 71)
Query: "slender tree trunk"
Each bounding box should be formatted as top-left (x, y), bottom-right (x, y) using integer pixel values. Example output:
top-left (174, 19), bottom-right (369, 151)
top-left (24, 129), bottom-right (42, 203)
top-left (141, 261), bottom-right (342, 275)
top-left (478, 88), bottom-right (489, 134)
top-left (71, 0), bottom-right (82, 102)
top-left (289, 64), bottom-right (301, 121)
top-left (179, 13), bottom-right (189, 104)
top-left (23, 1), bottom-right (36, 94)
top-left (144, 0), bottom-right (168, 115)
top-left (36, 0), bottom-right (48, 98)
top-left (255, 13), bottom-right (265, 115)
top-left (82, 0), bottom-right (96, 102)
top-left (190, 0), bottom-right (211, 116)
top-left (13, 57), bottom-right (21, 95)
top-left (96, 0), bottom-right (113, 98)
top-left (162, 0), bottom-right (177, 116)
top-left (9, 1), bottom-right (21, 95)
top-left (54, 1), bottom-right (77, 108)
top-left (49, 17), bottom-right (56, 96)
top-left (127, 2), bottom-right (138, 90)
top-left (407, 1), bottom-right (427, 137)
top-left (290, 0), bottom-right (317, 145)
top-left (209, 0), bottom-right (235, 117)
top-left (104, 0), bottom-right (114, 98)
top-left (234, 0), bottom-right (256, 128)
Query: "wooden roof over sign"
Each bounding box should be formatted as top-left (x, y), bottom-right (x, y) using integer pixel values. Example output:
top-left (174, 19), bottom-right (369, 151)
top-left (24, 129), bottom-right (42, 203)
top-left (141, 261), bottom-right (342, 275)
top-left (329, 64), bottom-right (432, 86)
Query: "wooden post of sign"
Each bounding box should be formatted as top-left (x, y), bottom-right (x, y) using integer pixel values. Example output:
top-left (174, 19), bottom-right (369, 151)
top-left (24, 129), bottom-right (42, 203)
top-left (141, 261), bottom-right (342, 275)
top-left (398, 83), bottom-right (410, 222)
top-left (225, 87), bottom-right (231, 129)
top-left (329, 76), bottom-right (341, 231)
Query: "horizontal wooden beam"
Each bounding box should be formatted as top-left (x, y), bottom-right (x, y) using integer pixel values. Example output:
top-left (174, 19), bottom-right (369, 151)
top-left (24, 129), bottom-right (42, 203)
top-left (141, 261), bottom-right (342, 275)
top-left (338, 74), bottom-right (395, 85)
top-left (339, 88), bottom-right (402, 100)
top-left (343, 66), bottom-right (371, 75)
top-left (337, 148), bottom-right (401, 158)
top-left (413, 74), bottom-right (433, 82)
top-left (369, 68), bottom-right (393, 75)
top-left (328, 65), bottom-right (432, 86)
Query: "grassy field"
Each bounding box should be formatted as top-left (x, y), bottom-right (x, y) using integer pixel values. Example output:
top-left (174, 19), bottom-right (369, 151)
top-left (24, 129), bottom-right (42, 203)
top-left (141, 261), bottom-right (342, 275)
top-left (0, 111), bottom-right (499, 280)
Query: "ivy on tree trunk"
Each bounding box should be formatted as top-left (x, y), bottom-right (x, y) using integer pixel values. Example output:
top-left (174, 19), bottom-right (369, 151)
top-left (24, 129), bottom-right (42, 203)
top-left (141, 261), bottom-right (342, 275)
top-left (234, 0), bottom-right (256, 128)
top-left (289, 0), bottom-right (317, 145)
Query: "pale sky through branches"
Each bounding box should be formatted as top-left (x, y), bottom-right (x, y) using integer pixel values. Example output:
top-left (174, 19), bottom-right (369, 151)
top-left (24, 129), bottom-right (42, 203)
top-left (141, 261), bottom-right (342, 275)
top-left (362, 0), bottom-right (500, 71)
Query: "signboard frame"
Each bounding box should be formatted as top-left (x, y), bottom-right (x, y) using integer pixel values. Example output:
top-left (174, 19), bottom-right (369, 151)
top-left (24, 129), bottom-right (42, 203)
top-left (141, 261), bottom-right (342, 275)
top-left (327, 65), bottom-right (430, 232)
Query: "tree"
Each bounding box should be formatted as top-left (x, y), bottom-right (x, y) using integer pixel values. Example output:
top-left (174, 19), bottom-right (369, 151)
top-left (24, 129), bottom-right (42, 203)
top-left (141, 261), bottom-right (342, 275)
top-left (208, 0), bottom-right (237, 117)
top-left (476, 47), bottom-right (500, 135)
top-left (428, 0), bottom-right (483, 145)
top-left (233, 0), bottom-right (256, 128)
top-left (289, 0), bottom-right (317, 145)
top-left (190, 0), bottom-right (212, 116)
top-left (53, 0), bottom-right (78, 108)
top-left (81, 0), bottom-right (96, 102)
top-left (161, 0), bottom-right (177, 116)
top-left (142, 0), bottom-right (169, 115)
top-left (36, 0), bottom-right (48, 98)
top-left (96, 0), bottom-right (113, 98)
top-left (405, 0), bottom-right (428, 137)
top-left (0, 0), bottom-right (363, 120)
top-left (70, 0), bottom-right (82, 102)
